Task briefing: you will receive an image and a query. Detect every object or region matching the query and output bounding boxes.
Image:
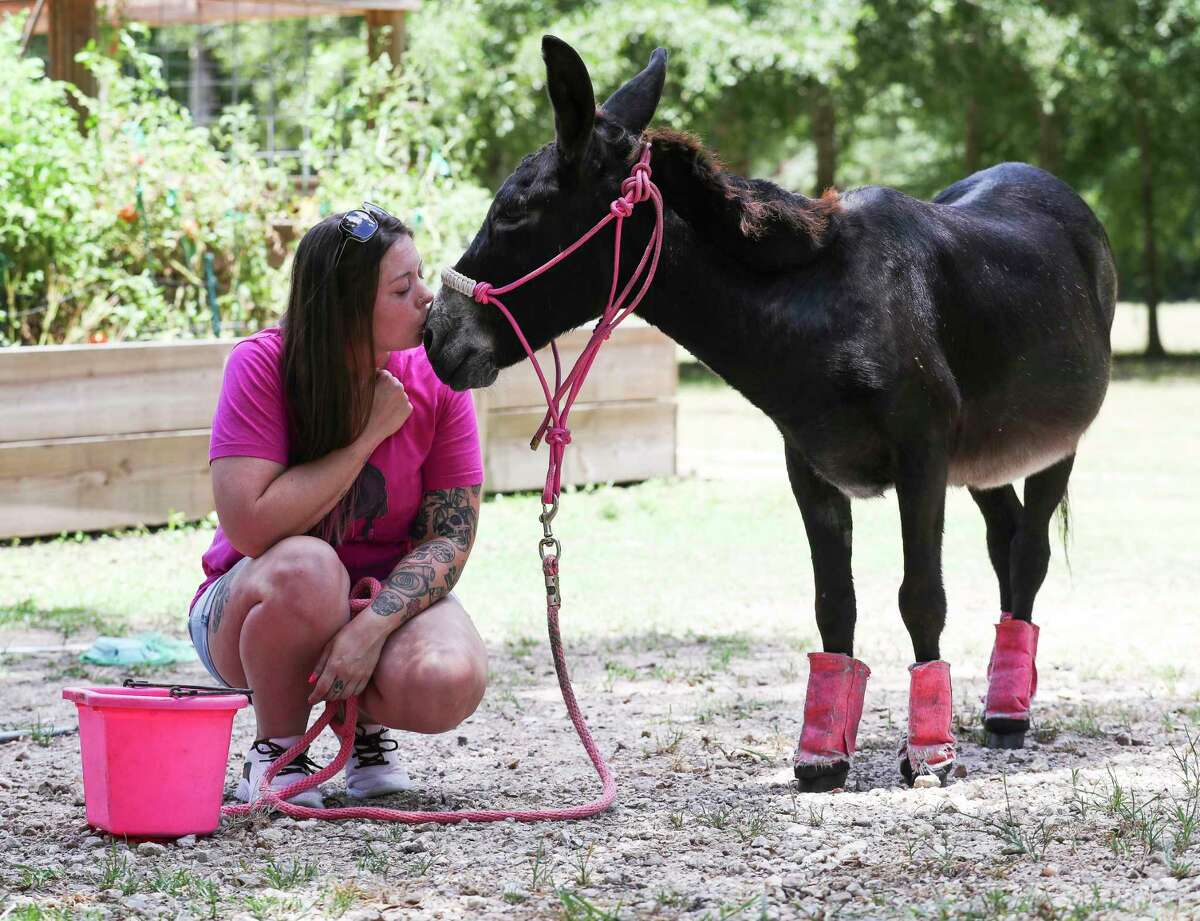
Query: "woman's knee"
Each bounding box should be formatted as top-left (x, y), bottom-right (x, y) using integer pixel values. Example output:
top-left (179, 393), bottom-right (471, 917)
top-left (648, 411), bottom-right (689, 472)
top-left (251, 536), bottom-right (349, 630)
top-left (373, 648), bottom-right (488, 733)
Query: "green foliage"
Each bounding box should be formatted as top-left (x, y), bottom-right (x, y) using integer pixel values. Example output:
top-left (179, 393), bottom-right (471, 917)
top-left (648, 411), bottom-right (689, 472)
top-left (198, 16), bottom-right (364, 154)
top-left (1058, 0), bottom-right (1200, 302)
top-left (0, 18), bottom-right (290, 345)
top-left (405, 0), bottom-right (865, 181)
top-left (852, 0), bottom-right (1200, 309)
top-left (4, 0), bottom-right (1199, 348)
top-left (0, 15), bottom-right (492, 344)
top-left (299, 54), bottom-right (493, 277)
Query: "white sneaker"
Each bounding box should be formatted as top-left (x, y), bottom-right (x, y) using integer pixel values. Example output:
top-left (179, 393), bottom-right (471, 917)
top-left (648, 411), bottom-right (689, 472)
top-left (235, 736), bottom-right (325, 809)
top-left (345, 723), bottom-right (414, 799)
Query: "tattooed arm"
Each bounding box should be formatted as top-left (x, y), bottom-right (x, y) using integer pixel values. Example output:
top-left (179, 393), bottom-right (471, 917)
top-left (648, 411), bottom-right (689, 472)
top-left (367, 484), bottom-right (482, 625)
top-left (308, 483), bottom-right (482, 703)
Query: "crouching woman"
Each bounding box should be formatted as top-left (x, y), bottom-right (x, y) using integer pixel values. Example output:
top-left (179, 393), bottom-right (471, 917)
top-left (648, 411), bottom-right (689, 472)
top-left (187, 204), bottom-right (487, 807)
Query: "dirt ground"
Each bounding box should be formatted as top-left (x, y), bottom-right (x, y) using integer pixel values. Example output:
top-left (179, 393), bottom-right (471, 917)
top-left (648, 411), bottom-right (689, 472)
top-left (3, 370), bottom-right (1200, 920)
top-left (2, 637), bottom-right (1199, 920)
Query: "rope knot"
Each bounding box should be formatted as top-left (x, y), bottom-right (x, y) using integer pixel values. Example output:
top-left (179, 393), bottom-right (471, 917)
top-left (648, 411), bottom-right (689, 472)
top-left (472, 281), bottom-right (494, 303)
top-left (609, 198), bottom-right (634, 219)
top-left (545, 426), bottom-right (572, 447)
top-left (620, 164), bottom-right (653, 204)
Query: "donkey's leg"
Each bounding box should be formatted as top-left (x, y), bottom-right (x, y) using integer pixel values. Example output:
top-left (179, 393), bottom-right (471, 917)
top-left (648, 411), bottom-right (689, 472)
top-left (968, 485), bottom-right (1022, 615)
top-left (785, 448), bottom-right (856, 654)
top-left (1011, 455), bottom-right (1074, 621)
top-left (895, 446), bottom-right (957, 785)
top-left (970, 483), bottom-right (1027, 749)
top-left (786, 447), bottom-right (870, 793)
top-left (983, 455), bottom-right (1074, 748)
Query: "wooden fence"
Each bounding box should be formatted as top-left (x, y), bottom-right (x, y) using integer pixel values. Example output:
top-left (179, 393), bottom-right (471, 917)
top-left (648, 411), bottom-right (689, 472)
top-left (0, 325), bottom-right (676, 538)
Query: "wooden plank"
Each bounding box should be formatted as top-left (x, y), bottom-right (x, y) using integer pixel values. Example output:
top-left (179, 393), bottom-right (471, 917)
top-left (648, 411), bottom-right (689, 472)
top-left (484, 400), bottom-right (676, 494)
top-left (0, 431), bottom-right (213, 538)
top-left (0, 339), bottom-right (236, 384)
top-left (0, 340), bottom-right (236, 442)
top-left (485, 325), bottom-right (677, 411)
top-left (0, 328), bottom-right (674, 440)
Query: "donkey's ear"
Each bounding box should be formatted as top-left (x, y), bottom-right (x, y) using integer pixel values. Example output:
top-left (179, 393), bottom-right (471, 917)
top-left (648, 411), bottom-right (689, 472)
top-left (600, 47), bottom-right (668, 135)
top-left (542, 35), bottom-right (596, 167)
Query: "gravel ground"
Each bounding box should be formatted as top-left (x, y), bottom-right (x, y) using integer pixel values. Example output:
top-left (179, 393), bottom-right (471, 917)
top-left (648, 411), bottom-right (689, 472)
top-left (3, 631), bottom-right (1199, 920)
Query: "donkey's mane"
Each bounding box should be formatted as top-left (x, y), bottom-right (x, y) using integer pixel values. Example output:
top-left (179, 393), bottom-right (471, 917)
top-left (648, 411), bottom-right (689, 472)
top-left (643, 128), bottom-right (841, 247)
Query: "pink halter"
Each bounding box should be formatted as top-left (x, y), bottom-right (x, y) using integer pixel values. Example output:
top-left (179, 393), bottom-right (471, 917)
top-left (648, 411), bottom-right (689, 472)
top-left (441, 144), bottom-right (665, 506)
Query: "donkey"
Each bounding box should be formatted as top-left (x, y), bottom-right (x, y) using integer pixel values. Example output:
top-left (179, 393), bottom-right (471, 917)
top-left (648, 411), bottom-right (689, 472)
top-left (423, 37), bottom-right (1117, 791)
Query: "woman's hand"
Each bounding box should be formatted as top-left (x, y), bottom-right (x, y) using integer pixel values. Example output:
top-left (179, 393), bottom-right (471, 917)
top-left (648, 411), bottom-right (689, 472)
top-left (364, 369), bottom-right (413, 445)
top-left (307, 618), bottom-right (387, 704)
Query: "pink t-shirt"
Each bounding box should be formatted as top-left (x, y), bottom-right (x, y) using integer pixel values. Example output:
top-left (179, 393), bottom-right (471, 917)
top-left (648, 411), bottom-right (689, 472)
top-left (190, 328), bottom-right (483, 613)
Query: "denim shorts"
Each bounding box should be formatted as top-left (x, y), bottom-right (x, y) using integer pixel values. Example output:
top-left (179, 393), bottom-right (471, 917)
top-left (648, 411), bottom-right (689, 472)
top-left (187, 557), bottom-right (251, 688)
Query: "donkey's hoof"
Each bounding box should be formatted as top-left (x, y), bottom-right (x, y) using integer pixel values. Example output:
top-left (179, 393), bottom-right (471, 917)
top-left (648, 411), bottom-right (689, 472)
top-left (899, 759), bottom-right (952, 788)
top-left (983, 717), bottom-right (1028, 750)
top-left (984, 730), bottom-right (1027, 749)
top-left (794, 761), bottom-right (849, 793)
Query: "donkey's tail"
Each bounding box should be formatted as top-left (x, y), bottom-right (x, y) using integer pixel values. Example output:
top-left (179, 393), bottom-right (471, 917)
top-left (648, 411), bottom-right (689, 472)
top-left (1056, 488), bottom-right (1071, 573)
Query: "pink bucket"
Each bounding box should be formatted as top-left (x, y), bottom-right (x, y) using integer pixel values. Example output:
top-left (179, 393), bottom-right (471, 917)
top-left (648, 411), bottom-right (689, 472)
top-left (63, 685), bottom-right (249, 838)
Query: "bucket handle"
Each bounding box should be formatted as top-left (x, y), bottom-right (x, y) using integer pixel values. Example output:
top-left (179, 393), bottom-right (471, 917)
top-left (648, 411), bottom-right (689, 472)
top-left (122, 678), bottom-right (253, 702)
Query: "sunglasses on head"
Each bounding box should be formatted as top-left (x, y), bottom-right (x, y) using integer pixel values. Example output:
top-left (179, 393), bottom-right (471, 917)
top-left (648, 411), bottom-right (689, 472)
top-left (333, 201), bottom-right (395, 266)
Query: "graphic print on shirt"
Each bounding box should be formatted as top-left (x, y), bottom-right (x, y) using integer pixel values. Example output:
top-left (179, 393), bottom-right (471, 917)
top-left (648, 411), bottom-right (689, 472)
top-left (350, 463), bottom-right (388, 538)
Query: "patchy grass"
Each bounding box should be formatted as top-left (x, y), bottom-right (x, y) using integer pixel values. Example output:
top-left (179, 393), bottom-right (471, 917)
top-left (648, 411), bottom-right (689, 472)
top-left (922, 885), bottom-right (1126, 920)
top-left (0, 599), bottom-right (120, 642)
top-left (556, 888), bottom-right (626, 920)
top-left (322, 882), bottom-right (366, 917)
top-left (965, 774), bottom-right (1055, 862)
top-left (1069, 730), bottom-right (1200, 875)
top-left (3, 370), bottom-right (1200, 692)
top-left (261, 858), bottom-right (317, 890)
top-left (14, 865), bottom-right (62, 890)
top-left (7, 908), bottom-right (107, 921)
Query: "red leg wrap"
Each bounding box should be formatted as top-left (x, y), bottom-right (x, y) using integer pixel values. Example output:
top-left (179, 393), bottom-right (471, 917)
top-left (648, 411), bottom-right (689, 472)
top-left (794, 652), bottom-right (871, 769)
top-left (984, 615), bottom-right (1039, 723)
top-left (901, 660), bottom-right (956, 774)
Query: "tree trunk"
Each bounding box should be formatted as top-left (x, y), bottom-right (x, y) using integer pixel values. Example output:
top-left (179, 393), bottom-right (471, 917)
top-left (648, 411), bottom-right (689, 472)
top-left (811, 84), bottom-right (837, 196)
top-left (1135, 103), bottom-right (1165, 359)
top-left (1037, 104), bottom-right (1059, 175)
top-left (964, 94), bottom-right (981, 175)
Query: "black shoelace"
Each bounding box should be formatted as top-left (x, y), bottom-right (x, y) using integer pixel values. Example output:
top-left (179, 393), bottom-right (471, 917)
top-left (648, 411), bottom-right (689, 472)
top-left (251, 739), bottom-right (319, 777)
top-left (353, 726), bottom-right (399, 768)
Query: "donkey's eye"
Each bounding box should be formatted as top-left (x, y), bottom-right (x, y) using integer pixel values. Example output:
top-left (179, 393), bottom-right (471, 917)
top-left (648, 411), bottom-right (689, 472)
top-left (493, 198), bottom-right (533, 228)
top-left (493, 208), bottom-right (524, 227)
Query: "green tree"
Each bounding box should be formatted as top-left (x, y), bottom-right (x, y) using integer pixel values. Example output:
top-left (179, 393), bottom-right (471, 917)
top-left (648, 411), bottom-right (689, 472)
top-left (1060, 0), bottom-right (1200, 356)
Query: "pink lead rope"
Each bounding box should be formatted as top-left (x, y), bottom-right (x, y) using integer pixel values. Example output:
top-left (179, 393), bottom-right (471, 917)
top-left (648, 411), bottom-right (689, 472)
top-left (223, 145), bottom-right (663, 826)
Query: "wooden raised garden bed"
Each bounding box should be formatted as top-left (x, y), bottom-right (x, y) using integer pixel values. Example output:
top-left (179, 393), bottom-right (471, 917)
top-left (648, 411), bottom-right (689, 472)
top-left (0, 324), bottom-right (676, 538)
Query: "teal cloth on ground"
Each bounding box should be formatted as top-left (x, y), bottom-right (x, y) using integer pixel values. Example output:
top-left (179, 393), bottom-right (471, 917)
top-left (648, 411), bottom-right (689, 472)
top-left (80, 633), bottom-right (197, 666)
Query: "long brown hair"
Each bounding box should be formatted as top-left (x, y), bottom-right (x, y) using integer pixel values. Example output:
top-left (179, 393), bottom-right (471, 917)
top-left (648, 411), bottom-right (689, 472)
top-left (281, 210), bottom-right (412, 544)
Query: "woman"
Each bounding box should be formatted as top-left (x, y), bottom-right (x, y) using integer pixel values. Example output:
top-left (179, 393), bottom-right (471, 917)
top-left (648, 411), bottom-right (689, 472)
top-left (188, 203), bottom-right (488, 808)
